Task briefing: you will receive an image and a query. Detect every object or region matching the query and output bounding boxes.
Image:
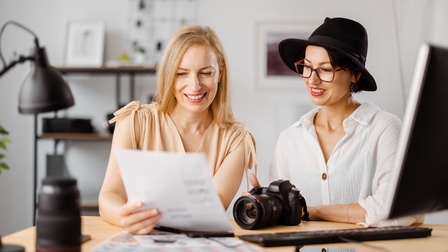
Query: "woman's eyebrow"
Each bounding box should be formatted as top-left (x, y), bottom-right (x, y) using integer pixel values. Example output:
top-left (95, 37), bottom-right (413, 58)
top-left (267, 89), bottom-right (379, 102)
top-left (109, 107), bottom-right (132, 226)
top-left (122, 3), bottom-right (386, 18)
top-left (304, 59), bottom-right (332, 66)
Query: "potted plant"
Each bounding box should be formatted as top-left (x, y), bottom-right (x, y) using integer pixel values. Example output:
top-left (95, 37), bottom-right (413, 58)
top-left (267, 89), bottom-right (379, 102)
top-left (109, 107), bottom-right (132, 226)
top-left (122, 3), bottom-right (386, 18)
top-left (0, 124), bottom-right (24, 251)
top-left (0, 123), bottom-right (11, 175)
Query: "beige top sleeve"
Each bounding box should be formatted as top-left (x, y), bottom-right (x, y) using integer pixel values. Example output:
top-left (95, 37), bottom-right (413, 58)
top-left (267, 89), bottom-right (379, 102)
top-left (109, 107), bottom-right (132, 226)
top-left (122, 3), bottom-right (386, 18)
top-left (109, 101), bottom-right (257, 186)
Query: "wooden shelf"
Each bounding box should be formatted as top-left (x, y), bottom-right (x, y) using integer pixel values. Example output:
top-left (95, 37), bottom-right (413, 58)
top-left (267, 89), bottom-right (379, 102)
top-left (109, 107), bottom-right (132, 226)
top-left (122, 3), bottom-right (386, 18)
top-left (54, 65), bottom-right (157, 107)
top-left (55, 66), bottom-right (156, 74)
top-left (81, 199), bottom-right (99, 216)
top-left (38, 132), bottom-right (113, 141)
top-left (81, 199), bottom-right (99, 209)
top-left (31, 66), bottom-right (157, 223)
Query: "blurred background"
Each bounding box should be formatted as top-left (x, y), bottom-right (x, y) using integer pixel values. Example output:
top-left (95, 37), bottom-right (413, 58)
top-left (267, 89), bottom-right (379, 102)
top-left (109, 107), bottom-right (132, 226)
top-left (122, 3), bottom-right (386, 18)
top-left (1, 0), bottom-right (447, 235)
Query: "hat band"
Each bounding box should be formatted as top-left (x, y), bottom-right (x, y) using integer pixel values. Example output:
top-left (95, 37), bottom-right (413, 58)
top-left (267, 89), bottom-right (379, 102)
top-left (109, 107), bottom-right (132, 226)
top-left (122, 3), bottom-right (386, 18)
top-left (308, 35), bottom-right (366, 64)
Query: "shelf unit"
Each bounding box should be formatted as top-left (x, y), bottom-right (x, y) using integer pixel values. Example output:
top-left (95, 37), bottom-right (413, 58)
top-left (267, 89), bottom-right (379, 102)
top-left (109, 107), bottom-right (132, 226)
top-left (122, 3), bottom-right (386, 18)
top-left (57, 66), bottom-right (156, 107)
top-left (32, 66), bottom-right (156, 223)
top-left (39, 132), bottom-right (113, 141)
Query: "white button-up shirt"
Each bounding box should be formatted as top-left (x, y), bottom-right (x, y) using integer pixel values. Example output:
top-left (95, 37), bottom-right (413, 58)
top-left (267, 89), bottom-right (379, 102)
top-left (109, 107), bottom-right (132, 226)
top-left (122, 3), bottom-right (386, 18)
top-left (269, 102), bottom-right (423, 226)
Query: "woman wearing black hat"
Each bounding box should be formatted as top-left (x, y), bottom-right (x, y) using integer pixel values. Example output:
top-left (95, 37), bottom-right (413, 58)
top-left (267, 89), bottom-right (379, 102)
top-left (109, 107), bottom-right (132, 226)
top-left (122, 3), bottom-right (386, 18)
top-left (249, 17), bottom-right (423, 227)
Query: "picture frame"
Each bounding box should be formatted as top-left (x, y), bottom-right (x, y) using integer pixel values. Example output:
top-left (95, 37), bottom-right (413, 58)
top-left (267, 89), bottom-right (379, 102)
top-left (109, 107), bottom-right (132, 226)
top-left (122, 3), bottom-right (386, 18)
top-left (255, 21), bottom-right (318, 90)
top-left (65, 21), bottom-right (105, 67)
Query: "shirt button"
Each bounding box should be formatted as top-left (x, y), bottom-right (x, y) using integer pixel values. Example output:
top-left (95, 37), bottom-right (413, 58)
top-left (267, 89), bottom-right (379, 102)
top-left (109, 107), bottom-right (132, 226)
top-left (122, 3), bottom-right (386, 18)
top-left (322, 173), bottom-right (327, 180)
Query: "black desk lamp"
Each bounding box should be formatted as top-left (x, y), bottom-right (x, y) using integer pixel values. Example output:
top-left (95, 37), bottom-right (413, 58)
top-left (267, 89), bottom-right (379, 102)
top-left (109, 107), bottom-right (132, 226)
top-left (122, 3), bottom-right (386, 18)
top-left (0, 20), bottom-right (74, 112)
top-left (0, 20), bottom-right (75, 249)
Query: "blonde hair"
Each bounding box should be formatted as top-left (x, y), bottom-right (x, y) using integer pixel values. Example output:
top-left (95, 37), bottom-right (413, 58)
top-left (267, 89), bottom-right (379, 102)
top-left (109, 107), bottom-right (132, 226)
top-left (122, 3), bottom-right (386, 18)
top-left (154, 25), bottom-right (237, 128)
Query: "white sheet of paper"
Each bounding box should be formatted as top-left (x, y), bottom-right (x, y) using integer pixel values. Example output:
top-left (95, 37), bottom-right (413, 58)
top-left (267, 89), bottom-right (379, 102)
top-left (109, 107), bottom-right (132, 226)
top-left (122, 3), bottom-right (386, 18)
top-left (115, 149), bottom-right (233, 232)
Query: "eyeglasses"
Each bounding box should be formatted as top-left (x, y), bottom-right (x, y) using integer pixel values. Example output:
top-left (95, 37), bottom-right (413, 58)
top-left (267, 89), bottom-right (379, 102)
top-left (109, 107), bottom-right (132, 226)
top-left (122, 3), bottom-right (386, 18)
top-left (294, 59), bottom-right (346, 82)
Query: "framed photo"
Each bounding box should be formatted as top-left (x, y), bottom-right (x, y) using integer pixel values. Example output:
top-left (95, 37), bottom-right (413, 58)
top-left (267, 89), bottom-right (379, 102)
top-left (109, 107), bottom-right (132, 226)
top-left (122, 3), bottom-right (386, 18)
top-left (255, 21), bottom-right (318, 90)
top-left (65, 21), bottom-right (105, 67)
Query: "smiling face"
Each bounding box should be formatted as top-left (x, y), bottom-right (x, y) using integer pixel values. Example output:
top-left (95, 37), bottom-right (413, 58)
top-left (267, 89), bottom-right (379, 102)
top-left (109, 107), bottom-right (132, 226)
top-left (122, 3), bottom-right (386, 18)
top-left (173, 44), bottom-right (220, 114)
top-left (304, 45), bottom-right (357, 107)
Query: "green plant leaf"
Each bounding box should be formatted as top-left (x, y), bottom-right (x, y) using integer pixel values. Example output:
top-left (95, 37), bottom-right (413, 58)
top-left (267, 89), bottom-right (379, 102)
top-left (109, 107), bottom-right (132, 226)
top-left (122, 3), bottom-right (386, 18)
top-left (0, 162), bottom-right (8, 175)
top-left (1, 137), bottom-right (11, 143)
top-left (0, 125), bottom-right (9, 135)
top-left (0, 136), bottom-right (11, 143)
top-left (0, 123), bottom-right (10, 175)
top-left (0, 162), bottom-right (9, 169)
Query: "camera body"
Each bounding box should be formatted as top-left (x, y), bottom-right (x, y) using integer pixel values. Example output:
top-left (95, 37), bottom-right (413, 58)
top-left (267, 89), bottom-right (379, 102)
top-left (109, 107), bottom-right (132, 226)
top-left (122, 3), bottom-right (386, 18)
top-left (233, 179), bottom-right (309, 230)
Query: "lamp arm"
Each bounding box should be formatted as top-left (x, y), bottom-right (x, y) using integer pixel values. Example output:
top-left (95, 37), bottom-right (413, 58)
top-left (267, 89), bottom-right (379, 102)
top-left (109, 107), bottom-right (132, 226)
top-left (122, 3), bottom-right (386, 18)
top-left (0, 20), bottom-right (40, 75)
top-left (0, 55), bottom-right (34, 76)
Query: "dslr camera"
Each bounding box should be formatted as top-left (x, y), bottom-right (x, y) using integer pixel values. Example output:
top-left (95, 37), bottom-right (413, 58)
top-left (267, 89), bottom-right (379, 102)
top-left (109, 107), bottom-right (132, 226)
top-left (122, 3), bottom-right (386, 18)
top-left (233, 179), bottom-right (309, 230)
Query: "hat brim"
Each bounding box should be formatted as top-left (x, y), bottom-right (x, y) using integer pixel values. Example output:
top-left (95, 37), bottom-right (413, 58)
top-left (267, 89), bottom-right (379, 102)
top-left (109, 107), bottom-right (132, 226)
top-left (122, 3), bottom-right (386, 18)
top-left (278, 38), bottom-right (377, 91)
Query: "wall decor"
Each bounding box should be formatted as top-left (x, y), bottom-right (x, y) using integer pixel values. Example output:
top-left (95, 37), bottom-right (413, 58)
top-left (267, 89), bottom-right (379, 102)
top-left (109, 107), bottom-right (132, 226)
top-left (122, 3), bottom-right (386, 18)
top-left (65, 21), bottom-right (105, 67)
top-left (255, 21), bottom-right (317, 90)
top-left (126, 0), bottom-right (199, 66)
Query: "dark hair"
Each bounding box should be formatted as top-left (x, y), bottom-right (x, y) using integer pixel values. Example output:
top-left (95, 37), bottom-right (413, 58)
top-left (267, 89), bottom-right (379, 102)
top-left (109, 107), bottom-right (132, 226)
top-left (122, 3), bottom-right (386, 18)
top-left (327, 48), bottom-right (365, 93)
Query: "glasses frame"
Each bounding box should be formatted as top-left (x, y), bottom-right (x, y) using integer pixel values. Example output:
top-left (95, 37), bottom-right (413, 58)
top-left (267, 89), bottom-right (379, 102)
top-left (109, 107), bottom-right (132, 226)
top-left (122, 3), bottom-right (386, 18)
top-left (293, 59), bottom-right (346, 82)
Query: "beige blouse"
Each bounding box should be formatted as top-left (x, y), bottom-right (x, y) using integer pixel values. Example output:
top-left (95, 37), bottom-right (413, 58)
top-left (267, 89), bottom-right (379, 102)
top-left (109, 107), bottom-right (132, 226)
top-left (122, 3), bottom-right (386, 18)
top-left (109, 101), bottom-right (257, 182)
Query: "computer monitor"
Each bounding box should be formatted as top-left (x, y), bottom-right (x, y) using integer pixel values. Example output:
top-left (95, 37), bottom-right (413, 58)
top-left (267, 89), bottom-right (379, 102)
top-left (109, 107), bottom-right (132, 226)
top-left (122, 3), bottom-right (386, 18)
top-left (386, 43), bottom-right (448, 219)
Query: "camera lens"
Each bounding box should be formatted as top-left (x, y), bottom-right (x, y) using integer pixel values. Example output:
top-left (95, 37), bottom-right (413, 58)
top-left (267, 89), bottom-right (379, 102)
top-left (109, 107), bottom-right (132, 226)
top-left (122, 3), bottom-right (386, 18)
top-left (36, 177), bottom-right (81, 252)
top-left (233, 194), bottom-right (283, 230)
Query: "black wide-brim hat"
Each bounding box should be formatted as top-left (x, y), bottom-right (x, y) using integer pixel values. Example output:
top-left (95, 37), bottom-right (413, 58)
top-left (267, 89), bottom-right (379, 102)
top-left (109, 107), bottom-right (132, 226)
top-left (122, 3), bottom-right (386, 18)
top-left (278, 17), bottom-right (377, 91)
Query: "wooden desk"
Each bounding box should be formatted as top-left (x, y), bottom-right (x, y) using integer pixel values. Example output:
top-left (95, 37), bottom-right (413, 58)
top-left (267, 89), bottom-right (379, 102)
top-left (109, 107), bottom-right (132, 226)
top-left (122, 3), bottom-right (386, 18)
top-left (3, 216), bottom-right (448, 251)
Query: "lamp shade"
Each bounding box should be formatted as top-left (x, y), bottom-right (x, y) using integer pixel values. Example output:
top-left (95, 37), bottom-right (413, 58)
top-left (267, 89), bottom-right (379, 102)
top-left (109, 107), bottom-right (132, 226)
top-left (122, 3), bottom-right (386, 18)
top-left (18, 46), bottom-right (74, 114)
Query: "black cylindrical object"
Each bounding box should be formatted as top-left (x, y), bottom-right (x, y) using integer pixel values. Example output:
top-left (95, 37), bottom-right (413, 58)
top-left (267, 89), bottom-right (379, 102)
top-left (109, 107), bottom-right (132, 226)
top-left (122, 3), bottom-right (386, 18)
top-left (233, 194), bottom-right (283, 230)
top-left (36, 177), bottom-right (81, 252)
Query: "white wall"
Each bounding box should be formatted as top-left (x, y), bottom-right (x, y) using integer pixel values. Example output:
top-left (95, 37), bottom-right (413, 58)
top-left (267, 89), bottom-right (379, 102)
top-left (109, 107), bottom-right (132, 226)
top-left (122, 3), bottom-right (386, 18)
top-left (0, 0), bottom-right (447, 235)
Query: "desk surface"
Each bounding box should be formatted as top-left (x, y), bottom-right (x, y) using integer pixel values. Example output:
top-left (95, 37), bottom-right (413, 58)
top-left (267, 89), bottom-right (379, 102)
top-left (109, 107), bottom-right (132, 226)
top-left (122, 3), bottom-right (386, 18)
top-left (3, 216), bottom-right (448, 251)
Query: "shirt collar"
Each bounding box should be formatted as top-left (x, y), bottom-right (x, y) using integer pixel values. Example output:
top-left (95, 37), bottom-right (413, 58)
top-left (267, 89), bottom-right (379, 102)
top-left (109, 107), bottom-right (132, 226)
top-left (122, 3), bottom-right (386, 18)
top-left (347, 102), bottom-right (379, 126)
top-left (294, 102), bottom-right (380, 129)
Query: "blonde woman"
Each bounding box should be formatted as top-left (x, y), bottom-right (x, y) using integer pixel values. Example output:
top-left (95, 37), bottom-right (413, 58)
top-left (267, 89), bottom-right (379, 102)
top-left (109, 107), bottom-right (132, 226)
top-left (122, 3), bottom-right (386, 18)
top-left (99, 26), bottom-right (256, 235)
